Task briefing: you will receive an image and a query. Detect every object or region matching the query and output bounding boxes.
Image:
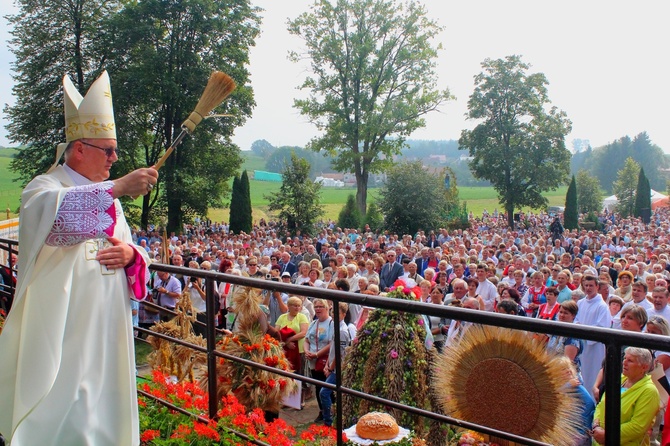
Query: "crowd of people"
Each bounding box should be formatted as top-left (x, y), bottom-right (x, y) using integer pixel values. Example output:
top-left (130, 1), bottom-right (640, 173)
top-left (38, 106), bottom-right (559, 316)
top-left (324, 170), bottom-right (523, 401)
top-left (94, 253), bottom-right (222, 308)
top-left (127, 206), bottom-right (670, 443)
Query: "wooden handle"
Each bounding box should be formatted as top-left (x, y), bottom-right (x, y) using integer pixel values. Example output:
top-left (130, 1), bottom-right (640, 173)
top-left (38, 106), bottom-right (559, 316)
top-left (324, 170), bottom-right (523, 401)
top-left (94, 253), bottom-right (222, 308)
top-left (154, 146), bottom-right (175, 170)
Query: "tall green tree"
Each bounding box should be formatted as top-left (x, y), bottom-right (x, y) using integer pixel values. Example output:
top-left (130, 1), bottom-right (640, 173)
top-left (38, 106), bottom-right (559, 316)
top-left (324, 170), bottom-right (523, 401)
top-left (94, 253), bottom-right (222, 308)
top-left (288, 0), bottom-right (452, 217)
top-left (612, 157), bottom-right (640, 218)
top-left (106, 0), bottom-right (260, 232)
top-left (459, 55), bottom-right (572, 228)
top-left (338, 194), bottom-right (362, 230)
top-left (6, 0), bottom-right (121, 183)
top-left (228, 175), bottom-right (242, 234)
top-left (265, 152), bottom-right (323, 235)
top-left (378, 161), bottom-right (457, 235)
top-left (240, 170), bottom-right (253, 232)
top-left (575, 169), bottom-right (602, 214)
top-left (564, 175), bottom-right (579, 230)
top-left (634, 167), bottom-right (651, 219)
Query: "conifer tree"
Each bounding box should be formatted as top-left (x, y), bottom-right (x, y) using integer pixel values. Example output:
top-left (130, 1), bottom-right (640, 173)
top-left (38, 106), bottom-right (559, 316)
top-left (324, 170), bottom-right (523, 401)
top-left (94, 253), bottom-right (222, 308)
top-left (338, 194), bottom-right (362, 230)
top-left (240, 170), bottom-right (253, 232)
top-left (229, 175), bottom-right (242, 234)
top-left (634, 167), bottom-right (651, 220)
top-left (564, 175), bottom-right (579, 230)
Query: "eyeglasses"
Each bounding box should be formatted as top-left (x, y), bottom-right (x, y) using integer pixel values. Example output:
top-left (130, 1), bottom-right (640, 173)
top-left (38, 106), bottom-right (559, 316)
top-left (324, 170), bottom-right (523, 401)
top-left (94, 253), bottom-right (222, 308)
top-left (314, 306), bottom-right (326, 309)
top-left (82, 141), bottom-right (118, 158)
top-left (248, 263), bottom-right (257, 266)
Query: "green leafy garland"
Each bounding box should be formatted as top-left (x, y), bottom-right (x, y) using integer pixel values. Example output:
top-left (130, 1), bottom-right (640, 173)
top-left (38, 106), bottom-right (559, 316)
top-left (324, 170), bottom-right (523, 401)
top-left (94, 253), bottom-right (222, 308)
top-left (341, 281), bottom-right (432, 437)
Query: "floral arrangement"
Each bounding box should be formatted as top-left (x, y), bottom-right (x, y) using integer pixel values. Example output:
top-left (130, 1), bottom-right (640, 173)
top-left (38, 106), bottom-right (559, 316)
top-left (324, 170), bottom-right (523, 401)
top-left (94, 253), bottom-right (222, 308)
top-left (341, 279), bottom-right (435, 438)
top-left (448, 431), bottom-right (500, 446)
top-left (201, 285), bottom-right (297, 413)
top-left (0, 308), bottom-right (5, 334)
top-left (138, 369), bottom-right (345, 445)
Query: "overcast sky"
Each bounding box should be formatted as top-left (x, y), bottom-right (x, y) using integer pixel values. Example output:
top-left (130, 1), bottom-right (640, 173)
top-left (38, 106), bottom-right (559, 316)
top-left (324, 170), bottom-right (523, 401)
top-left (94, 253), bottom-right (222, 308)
top-left (1, 0), bottom-right (668, 152)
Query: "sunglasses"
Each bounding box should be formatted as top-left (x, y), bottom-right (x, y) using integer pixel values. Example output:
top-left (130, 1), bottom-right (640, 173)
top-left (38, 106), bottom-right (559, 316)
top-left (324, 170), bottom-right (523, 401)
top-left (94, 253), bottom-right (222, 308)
top-left (83, 141), bottom-right (118, 158)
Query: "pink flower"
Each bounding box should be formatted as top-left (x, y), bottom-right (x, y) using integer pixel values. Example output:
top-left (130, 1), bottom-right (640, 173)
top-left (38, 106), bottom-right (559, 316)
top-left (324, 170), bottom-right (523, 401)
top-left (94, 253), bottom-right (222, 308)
top-left (417, 318), bottom-right (424, 326)
top-left (390, 350), bottom-right (398, 359)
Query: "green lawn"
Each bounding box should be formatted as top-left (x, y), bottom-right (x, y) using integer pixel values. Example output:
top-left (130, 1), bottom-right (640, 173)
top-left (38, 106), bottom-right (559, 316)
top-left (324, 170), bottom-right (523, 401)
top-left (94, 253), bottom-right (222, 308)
top-left (0, 148), bottom-right (581, 223)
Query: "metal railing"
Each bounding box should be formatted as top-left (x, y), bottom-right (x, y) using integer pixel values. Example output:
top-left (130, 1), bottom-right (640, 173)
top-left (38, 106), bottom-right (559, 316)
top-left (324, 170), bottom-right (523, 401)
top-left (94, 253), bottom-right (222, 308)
top-left (2, 236), bottom-right (670, 445)
top-left (0, 238), bottom-right (17, 315)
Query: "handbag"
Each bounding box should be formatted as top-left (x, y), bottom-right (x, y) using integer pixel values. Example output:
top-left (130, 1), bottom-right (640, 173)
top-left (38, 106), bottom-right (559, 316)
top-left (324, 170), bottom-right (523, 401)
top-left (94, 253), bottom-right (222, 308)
top-left (312, 319), bottom-right (330, 372)
top-left (144, 289), bottom-right (161, 315)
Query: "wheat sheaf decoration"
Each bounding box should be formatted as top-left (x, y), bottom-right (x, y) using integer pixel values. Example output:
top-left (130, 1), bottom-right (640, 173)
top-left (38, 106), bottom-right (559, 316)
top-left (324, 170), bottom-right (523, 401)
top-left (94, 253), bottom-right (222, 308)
top-left (432, 325), bottom-right (581, 446)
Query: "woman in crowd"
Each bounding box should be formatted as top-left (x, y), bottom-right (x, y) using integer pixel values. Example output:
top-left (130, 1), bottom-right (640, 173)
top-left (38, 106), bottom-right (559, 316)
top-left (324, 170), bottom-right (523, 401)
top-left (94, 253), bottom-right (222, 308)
top-left (423, 268), bottom-right (436, 284)
top-left (551, 356), bottom-right (594, 446)
top-left (294, 261), bottom-right (312, 285)
top-left (591, 348), bottom-right (660, 446)
top-left (536, 286), bottom-right (560, 321)
top-left (275, 296), bottom-right (309, 376)
top-left (511, 269), bottom-right (528, 297)
top-left (362, 259), bottom-right (379, 285)
top-left (428, 285), bottom-right (448, 352)
top-left (615, 270), bottom-right (634, 302)
top-left (547, 300), bottom-right (584, 382)
top-left (501, 287), bottom-right (526, 317)
top-left (187, 261), bottom-right (207, 337)
top-left (435, 271), bottom-right (449, 296)
top-left (304, 298), bottom-right (333, 423)
top-left (593, 305), bottom-right (648, 401)
top-left (465, 277), bottom-right (486, 311)
top-left (321, 267), bottom-right (334, 289)
top-left (522, 271), bottom-right (547, 317)
top-left (419, 279), bottom-right (432, 303)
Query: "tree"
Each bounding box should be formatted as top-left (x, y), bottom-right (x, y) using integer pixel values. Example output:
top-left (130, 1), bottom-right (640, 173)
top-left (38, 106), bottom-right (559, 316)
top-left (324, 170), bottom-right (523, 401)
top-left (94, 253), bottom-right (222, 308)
top-left (575, 169), bottom-right (602, 214)
top-left (564, 175), bottom-right (579, 230)
top-left (338, 194), bottom-right (362, 230)
top-left (106, 0), bottom-right (260, 232)
top-left (612, 157), bottom-right (640, 218)
top-left (364, 201), bottom-right (384, 233)
top-left (239, 170), bottom-right (253, 232)
top-left (288, 0), bottom-right (452, 217)
top-left (377, 161), bottom-right (456, 235)
top-left (634, 167), bottom-right (651, 220)
top-left (250, 139), bottom-right (275, 158)
top-left (265, 152), bottom-right (323, 235)
top-left (6, 0), bottom-right (261, 232)
top-left (228, 175), bottom-right (243, 234)
top-left (459, 55), bottom-right (572, 228)
top-left (6, 0), bottom-right (121, 184)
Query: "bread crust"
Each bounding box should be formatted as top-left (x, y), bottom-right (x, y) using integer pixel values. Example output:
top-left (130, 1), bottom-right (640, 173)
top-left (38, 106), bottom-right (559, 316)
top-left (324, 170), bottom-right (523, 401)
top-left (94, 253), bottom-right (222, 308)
top-left (355, 412), bottom-right (399, 440)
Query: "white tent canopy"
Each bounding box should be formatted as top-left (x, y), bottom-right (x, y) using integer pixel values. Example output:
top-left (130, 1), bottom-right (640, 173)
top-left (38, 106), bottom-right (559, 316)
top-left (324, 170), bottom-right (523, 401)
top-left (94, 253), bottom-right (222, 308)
top-left (602, 189), bottom-right (668, 211)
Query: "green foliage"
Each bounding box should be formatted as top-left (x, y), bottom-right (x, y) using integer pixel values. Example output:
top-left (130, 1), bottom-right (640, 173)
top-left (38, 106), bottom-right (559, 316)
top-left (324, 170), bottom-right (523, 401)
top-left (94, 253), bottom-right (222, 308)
top-left (564, 175), bottom-right (579, 230)
top-left (613, 157), bottom-right (640, 217)
top-left (378, 161), bottom-right (456, 235)
top-left (250, 139), bottom-right (275, 158)
top-left (634, 167), bottom-right (652, 220)
top-left (584, 132), bottom-right (667, 193)
top-left (228, 175), bottom-right (243, 233)
top-left (265, 152), bottom-right (324, 235)
top-left (6, 0), bottom-right (260, 233)
top-left (575, 169), bottom-right (602, 214)
top-left (364, 201), bottom-right (384, 233)
top-left (584, 211), bottom-right (602, 231)
top-left (459, 55), bottom-right (572, 228)
top-left (240, 170), bottom-right (253, 232)
top-left (288, 0), bottom-right (452, 216)
top-left (338, 194), bottom-right (362, 230)
top-left (6, 0), bottom-right (122, 183)
top-left (265, 146), bottom-right (333, 177)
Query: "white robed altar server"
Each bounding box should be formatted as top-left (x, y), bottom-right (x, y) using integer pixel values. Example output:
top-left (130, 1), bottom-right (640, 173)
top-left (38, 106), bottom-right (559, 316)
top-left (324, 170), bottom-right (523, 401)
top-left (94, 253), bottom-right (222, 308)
top-left (574, 275), bottom-right (610, 398)
top-left (0, 71), bottom-right (158, 445)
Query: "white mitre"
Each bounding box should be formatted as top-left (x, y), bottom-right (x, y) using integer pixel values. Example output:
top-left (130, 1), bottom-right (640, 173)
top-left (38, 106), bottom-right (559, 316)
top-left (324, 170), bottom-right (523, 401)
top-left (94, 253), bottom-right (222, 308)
top-left (48, 70), bottom-right (116, 173)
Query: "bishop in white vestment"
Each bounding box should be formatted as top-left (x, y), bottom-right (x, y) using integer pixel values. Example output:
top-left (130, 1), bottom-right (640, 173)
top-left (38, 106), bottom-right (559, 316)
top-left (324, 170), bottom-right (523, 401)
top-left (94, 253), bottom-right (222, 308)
top-left (0, 71), bottom-right (158, 446)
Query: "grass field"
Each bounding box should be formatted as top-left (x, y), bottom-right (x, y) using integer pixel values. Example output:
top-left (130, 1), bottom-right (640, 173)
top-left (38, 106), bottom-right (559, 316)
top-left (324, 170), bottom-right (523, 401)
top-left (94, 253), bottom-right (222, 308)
top-left (0, 149), bottom-right (575, 222)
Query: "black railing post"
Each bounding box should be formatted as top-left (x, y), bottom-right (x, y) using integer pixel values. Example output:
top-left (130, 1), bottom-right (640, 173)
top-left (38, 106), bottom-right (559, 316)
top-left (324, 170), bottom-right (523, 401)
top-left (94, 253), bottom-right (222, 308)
top-left (205, 276), bottom-right (219, 420)
top-left (332, 295), bottom-right (343, 446)
top-left (604, 341), bottom-right (622, 445)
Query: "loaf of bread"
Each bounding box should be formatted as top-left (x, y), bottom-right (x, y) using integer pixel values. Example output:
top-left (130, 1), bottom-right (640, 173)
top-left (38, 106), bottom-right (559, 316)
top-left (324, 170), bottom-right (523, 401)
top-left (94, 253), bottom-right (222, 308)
top-left (355, 412), bottom-right (399, 440)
